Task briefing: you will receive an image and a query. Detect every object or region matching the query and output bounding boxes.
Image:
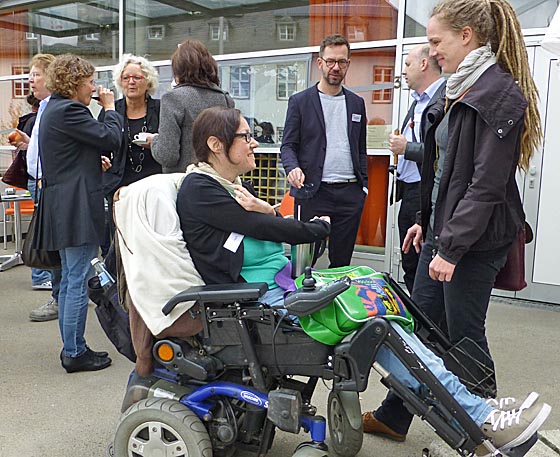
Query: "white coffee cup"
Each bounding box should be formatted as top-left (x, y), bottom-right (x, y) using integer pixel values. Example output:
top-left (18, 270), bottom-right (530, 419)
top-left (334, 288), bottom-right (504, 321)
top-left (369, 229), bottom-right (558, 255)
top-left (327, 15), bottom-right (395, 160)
top-left (134, 132), bottom-right (149, 142)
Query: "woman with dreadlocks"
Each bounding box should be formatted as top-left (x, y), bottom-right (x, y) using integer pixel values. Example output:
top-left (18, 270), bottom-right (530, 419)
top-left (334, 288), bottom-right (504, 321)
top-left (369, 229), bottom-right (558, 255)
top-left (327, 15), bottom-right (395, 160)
top-left (362, 1), bottom-right (545, 455)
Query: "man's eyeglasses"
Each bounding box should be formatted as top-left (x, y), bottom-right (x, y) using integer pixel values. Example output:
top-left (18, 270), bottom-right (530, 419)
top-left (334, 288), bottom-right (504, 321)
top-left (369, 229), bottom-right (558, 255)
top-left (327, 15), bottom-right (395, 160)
top-left (233, 132), bottom-right (254, 143)
top-left (320, 58), bottom-right (349, 69)
top-left (121, 75), bottom-right (145, 82)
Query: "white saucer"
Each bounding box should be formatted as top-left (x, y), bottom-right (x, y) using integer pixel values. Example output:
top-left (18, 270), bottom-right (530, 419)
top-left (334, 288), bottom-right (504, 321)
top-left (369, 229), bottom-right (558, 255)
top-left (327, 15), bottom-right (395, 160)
top-left (132, 139), bottom-right (149, 146)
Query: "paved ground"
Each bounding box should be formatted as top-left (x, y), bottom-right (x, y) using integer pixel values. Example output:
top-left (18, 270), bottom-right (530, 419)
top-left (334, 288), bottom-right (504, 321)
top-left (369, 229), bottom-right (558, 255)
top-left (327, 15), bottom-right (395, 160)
top-left (1, 248), bottom-right (560, 457)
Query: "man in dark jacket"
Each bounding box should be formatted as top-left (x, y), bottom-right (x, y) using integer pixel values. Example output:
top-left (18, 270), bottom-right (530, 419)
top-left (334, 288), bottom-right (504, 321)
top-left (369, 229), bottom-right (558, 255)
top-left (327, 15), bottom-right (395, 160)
top-left (280, 34), bottom-right (368, 268)
top-left (388, 44), bottom-right (445, 294)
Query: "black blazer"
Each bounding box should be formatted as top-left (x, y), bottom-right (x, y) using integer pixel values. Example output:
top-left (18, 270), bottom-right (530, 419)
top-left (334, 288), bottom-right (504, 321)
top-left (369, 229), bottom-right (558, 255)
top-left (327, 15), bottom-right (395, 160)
top-left (34, 94), bottom-right (122, 250)
top-left (177, 173), bottom-right (331, 285)
top-left (280, 84), bottom-right (368, 199)
top-left (100, 96), bottom-right (160, 197)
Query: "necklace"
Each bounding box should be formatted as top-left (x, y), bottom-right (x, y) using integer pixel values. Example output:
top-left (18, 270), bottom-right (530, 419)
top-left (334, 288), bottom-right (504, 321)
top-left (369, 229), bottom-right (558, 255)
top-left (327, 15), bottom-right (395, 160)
top-left (126, 116), bottom-right (147, 173)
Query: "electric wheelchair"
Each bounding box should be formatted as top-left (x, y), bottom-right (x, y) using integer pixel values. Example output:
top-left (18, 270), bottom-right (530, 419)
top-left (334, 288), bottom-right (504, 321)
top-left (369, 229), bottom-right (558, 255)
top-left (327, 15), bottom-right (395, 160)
top-left (106, 266), bottom-right (537, 457)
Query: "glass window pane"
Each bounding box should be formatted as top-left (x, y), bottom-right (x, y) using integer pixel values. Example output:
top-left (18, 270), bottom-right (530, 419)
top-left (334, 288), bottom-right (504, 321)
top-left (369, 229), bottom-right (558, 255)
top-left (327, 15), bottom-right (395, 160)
top-left (220, 57), bottom-right (309, 144)
top-left (0, 1), bottom-right (119, 67)
top-left (405, 0), bottom-right (559, 37)
top-left (217, 57), bottom-right (310, 204)
top-left (123, 0), bottom-right (398, 58)
top-left (309, 48), bottom-right (395, 249)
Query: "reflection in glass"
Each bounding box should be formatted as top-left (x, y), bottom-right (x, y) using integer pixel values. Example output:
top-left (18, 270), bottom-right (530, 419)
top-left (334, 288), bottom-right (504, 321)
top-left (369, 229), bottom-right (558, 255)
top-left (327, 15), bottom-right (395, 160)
top-left (310, 48), bottom-right (396, 131)
top-left (220, 58), bottom-right (309, 146)
top-left (405, 0), bottom-right (558, 37)
top-left (312, 47), bottom-right (396, 250)
top-left (123, 0), bottom-right (398, 57)
top-left (0, 1), bottom-right (119, 67)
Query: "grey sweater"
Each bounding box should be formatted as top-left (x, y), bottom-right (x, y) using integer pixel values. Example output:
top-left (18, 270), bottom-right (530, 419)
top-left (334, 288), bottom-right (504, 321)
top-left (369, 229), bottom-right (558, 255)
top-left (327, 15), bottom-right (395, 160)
top-left (151, 84), bottom-right (235, 173)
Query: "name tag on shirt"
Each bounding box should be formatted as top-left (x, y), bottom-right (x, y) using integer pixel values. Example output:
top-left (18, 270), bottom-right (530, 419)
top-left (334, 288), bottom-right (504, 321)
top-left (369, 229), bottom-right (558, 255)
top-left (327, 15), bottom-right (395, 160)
top-left (352, 113), bottom-right (361, 122)
top-left (224, 232), bottom-right (244, 253)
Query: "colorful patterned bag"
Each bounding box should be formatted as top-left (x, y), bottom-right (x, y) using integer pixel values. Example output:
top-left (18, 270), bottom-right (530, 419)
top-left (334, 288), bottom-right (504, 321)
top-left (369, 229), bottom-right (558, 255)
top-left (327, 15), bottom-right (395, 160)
top-left (295, 266), bottom-right (414, 345)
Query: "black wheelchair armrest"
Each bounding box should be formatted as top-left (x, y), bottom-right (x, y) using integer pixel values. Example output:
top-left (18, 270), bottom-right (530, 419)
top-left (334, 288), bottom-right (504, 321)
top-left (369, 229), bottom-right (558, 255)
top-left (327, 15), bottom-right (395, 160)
top-left (162, 282), bottom-right (269, 316)
top-left (283, 276), bottom-right (351, 317)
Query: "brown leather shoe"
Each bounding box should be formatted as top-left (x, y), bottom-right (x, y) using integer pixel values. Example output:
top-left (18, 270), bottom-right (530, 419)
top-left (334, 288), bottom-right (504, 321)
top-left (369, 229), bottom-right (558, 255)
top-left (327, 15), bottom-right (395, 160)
top-left (362, 411), bottom-right (406, 442)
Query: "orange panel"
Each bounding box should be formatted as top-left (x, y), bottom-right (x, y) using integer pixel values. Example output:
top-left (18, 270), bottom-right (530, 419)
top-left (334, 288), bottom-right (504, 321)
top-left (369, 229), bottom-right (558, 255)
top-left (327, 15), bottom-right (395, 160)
top-left (356, 155), bottom-right (389, 247)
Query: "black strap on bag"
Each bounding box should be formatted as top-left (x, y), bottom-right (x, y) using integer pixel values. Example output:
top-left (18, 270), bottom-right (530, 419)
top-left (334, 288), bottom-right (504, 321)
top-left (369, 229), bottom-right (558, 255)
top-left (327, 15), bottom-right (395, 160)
top-left (21, 141), bottom-right (61, 269)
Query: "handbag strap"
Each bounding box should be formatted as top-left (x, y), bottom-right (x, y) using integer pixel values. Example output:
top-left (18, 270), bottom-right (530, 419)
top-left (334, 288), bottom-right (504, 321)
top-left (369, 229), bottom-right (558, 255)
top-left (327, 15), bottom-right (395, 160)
top-left (33, 155), bottom-right (40, 205)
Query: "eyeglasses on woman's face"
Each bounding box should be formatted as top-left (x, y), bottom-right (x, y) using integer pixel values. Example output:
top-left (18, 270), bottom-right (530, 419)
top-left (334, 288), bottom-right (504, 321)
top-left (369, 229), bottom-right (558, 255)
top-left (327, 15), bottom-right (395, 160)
top-left (121, 74), bottom-right (145, 83)
top-left (233, 132), bottom-right (254, 143)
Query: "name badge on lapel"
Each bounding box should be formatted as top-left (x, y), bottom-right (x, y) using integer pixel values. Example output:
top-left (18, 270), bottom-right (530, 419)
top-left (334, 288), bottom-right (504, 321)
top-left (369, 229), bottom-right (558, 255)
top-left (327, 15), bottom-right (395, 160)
top-left (352, 113), bottom-right (361, 122)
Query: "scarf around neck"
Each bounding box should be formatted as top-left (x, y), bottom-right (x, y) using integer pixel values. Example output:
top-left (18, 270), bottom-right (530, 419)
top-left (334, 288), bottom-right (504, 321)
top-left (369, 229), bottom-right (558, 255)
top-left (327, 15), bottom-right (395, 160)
top-left (446, 44), bottom-right (497, 99)
top-left (186, 162), bottom-right (242, 195)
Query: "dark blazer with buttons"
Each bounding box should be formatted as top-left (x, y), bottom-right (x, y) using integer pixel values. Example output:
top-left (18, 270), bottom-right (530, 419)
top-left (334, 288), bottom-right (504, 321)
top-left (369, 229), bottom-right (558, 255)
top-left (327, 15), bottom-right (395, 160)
top-left (34, 94), bottom-right (122, 250)
top-left (280, 83), bottom-right (368, 199)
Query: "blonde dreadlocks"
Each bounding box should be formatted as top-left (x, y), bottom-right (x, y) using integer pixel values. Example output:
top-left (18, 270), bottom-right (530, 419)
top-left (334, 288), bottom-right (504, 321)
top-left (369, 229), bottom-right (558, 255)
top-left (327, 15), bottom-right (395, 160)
top-left (432, 0), bottom-right (542, 171)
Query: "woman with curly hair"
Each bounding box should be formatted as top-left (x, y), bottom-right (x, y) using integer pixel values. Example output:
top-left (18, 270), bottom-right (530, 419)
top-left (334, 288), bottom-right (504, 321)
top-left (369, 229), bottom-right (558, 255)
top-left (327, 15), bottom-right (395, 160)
top-left (150, 39), bottom-right (235, 173)
top-left (35, 54), bottom-right (122, 373)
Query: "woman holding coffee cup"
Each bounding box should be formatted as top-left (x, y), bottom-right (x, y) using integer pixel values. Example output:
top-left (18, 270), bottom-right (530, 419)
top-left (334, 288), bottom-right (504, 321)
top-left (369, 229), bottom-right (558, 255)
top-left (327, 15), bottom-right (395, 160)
top-left (99, 55), bottom-right (161, 253)
top-left (100, 54), bottom-right (161, 197)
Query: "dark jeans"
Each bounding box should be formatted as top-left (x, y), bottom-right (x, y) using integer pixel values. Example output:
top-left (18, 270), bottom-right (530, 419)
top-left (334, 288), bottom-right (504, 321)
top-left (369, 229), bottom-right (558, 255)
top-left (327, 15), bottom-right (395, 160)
top-left (397, 181), bottom-right (420, 294)
top-left (296, 182), bottom-right (366, 268)
top-left (375, 228), bottom-right (510, 434)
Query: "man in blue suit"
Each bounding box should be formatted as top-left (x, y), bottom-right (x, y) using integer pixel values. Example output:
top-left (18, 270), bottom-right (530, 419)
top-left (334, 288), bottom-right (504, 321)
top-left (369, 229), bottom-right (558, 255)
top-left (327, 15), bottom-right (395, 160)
top-left (281, 34), bottom-right (368, 268)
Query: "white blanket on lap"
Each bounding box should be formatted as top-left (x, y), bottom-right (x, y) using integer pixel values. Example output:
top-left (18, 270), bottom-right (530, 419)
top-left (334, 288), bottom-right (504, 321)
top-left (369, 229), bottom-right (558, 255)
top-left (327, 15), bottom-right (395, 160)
top-left (114, 173), bottom-right (204, 335)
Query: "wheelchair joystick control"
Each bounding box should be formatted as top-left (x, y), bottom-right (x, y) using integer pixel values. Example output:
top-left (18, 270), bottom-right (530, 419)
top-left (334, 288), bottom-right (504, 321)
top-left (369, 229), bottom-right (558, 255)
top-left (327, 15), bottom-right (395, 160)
top-left (302, 267), bottom-right (316, 291)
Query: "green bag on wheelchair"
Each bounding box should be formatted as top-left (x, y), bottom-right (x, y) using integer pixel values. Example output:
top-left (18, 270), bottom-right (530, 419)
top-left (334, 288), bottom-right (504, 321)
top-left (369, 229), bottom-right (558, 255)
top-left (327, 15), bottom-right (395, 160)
top-left (295, 266), bottom-right (414, 345)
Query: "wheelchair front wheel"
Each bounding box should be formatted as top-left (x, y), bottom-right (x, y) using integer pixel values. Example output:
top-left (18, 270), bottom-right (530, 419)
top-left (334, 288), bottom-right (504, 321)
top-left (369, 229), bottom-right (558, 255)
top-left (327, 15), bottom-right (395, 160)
top-left (113, 398), bottom-right (212, 457)
top-left (327, 391), bottom-right (363, 457)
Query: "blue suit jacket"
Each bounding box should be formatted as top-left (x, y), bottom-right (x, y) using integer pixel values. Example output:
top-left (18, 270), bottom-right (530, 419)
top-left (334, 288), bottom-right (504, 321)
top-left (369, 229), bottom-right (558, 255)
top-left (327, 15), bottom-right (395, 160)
top-left (280, 84), bottom-right (368, 199)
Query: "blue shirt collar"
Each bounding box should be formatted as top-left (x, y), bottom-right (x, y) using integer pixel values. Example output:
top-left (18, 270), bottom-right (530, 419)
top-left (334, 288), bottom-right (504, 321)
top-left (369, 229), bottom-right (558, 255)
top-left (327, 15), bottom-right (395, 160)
top-left (411, 77), bottom-right (445, 102)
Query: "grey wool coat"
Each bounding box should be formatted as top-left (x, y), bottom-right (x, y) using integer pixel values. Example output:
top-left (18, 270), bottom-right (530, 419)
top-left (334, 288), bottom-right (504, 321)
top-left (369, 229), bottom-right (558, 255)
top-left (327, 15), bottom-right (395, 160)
top-left (151, 84), bottom-right (235, 173)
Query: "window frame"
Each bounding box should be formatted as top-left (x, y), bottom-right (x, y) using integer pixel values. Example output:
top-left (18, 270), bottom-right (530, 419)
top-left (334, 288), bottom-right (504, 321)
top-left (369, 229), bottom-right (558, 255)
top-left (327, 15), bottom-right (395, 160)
top-left (276, 64), bottom-right (298, 100)
top-left (11, 65), bottom-right (29, 99)
top-left (277, 23), bottom-right (296, 41)
top-left (209, 23), bottom-right (228, 41)
top-left (371, 65), bottom-right (394, 104)
top-left (147, 25), bottom-right (165, 40)
top-left (229, 65), bottom-right (251, 99)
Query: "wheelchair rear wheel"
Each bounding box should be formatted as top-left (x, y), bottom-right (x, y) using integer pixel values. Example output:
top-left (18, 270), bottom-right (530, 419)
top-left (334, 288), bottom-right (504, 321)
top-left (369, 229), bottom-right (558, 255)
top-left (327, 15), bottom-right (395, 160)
top-left (113, 398), bottom-right (212, 457)
top-left (327, 391), bottom-right (363, 457)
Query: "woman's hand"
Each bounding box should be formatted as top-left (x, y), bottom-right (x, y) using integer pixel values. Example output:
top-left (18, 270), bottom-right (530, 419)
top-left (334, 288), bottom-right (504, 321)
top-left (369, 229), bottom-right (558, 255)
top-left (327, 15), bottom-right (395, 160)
top-left (142, 133), bottom-right (157, 149)
top-left (233, 185), bottom-right (275, 215)
top-left (429, 254), bottom-right (456, 282)
top-left (97, 85), bottom-right (115, 111)
top-left (101, 155), bottom-right (112, 172)
top-left (403, 223), bottom-right (423, 254)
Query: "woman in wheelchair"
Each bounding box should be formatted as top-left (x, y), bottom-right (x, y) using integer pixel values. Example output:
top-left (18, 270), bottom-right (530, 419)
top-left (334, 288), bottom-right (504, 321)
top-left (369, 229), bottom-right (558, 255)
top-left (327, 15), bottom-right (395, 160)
top-left (176, 106), bottom-right (550, 457)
